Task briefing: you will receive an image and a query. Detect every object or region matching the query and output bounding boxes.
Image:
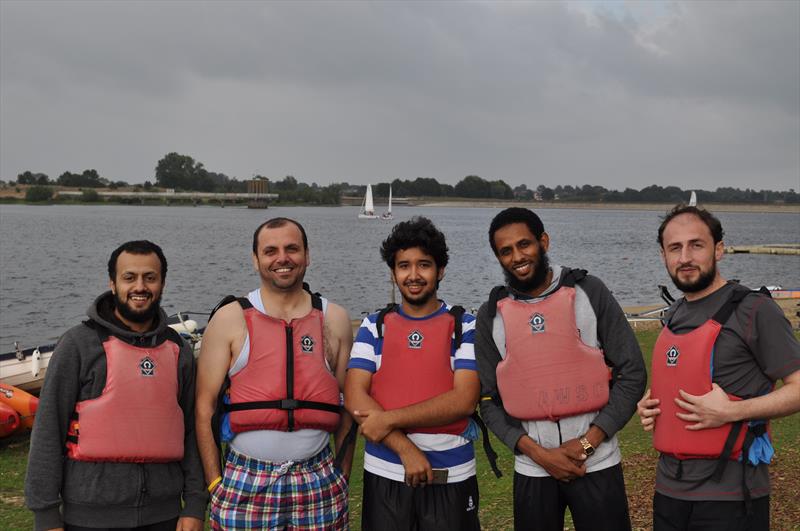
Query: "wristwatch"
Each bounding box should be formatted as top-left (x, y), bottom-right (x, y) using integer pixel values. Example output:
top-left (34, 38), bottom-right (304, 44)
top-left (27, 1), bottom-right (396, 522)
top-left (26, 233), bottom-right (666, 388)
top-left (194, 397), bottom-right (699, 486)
top-left (579, 436), bottom-right (595, 456)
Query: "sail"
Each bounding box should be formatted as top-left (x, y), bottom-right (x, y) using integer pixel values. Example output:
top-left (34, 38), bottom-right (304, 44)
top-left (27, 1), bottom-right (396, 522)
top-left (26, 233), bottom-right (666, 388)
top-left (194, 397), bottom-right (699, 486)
top-left (381, 185), bottom-right (393, 219)
top-left (689, 191), bottom-right (697, 206)
top-left (359, 184), bottom-right (378, 218)
top-left (365, 184), bottom-right (375, 214)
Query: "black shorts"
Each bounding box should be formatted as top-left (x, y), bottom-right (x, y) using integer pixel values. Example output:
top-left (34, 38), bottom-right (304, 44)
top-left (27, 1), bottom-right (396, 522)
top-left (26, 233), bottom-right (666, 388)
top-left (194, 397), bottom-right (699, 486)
top-left (653, 492), bottom-right (769, 531)
top-left (513, 463), bottom-right (631, 531)
top-left (361, 470), bottom-right (481, 531)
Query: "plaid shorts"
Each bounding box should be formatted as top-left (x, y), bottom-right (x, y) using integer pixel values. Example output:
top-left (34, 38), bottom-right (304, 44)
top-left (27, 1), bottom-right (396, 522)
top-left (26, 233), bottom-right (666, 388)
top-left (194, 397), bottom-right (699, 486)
top-left (210, 445), bottom-right (348, 530)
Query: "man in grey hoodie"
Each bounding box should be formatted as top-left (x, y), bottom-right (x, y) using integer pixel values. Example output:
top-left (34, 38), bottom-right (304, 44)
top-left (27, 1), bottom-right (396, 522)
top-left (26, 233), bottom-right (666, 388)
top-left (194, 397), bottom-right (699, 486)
top-left (25, 240), bottom-right (206, 531)
top-left (475, 208), bottom-right (646, 531)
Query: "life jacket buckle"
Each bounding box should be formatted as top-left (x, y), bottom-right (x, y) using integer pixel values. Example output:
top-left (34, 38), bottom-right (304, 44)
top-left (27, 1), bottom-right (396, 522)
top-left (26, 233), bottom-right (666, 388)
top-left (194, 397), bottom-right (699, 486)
top-left (280, 399), bottom-right (300, 410)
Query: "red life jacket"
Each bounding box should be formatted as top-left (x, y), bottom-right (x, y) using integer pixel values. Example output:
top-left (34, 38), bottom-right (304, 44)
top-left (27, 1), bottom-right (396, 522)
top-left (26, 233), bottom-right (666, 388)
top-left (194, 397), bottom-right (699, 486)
top-left (490, 270), bottom-right (611, 422)
top-left (369, 304), bottom-right (468, 436)
top-left (226, 294), bottom-right (340, 433)
top-left (66, 333), bottom-right (184, 463)
top-left (651, 289), bottom-right (754, 460)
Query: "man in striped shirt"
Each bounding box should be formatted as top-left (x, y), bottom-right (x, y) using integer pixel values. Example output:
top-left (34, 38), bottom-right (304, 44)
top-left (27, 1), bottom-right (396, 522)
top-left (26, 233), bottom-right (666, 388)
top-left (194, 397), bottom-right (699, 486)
top-left (345, 216), bottom-right (481, 531)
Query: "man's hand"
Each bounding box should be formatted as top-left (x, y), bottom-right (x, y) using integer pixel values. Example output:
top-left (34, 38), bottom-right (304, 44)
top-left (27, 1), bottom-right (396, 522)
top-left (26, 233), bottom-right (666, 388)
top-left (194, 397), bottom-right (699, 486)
top-left (675, 383), bottom-right (735, 430)
top-left (535, 446), bottom-right (587, 481)
top-left (397, 444), bottom-right (433, 487)
top-left (637, 389), bottom-right (661, 432)
top-left (559, 438), bottom-right (588, 466)
top-left (175, 516), bottom-right (204, 531)
top-left (353, 409), bottom-right (393, 443)
top-left (517, 435), bottom-right (585, 482)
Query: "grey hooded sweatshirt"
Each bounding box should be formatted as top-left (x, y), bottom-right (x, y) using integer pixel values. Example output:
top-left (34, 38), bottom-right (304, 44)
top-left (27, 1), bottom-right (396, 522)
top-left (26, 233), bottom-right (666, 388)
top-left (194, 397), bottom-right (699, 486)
top-left (24, 292), bottom-right (207, 530)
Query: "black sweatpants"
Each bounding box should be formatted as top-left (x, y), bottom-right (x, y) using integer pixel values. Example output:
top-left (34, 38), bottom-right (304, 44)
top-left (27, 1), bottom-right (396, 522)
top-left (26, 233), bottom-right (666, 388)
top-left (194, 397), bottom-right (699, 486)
top-left (361, 470), bottom-right (481, 531)
top-left (65, 518), bottom-right (178, 531)
top-left (653, 492), bottom-right (769, 531)
top-left (513, 463), bottom-right (631, 531)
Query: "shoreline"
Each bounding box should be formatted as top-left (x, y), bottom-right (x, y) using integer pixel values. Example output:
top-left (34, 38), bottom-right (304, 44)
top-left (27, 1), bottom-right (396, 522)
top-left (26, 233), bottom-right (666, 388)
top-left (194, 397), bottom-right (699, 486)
top-left (414, 199), bottom-right (800, 214)
top-left (2, 198), bottom-right (799, 214)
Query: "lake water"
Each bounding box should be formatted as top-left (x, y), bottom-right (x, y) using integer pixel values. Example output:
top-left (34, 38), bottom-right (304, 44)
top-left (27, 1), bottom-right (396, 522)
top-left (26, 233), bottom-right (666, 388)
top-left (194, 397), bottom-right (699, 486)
top-left (1, 204), bottom-right (798, 352)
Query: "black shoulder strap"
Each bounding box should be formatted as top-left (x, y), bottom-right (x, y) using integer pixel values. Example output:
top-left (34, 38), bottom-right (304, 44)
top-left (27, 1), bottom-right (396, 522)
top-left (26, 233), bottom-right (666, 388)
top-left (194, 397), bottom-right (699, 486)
top-left (487, 286), bottom-right (508, 318)
top-left (711, 287), bottom-right (751, 325)
top-left (561, 268), bottom-right (588, 288)
top-left (163, 326), bottom-right (184, 346)
top-left (376, 303), bottom-right (399, 339)
top-left (209, 295), bottom-right (248, 321)
top-left (448, 305), bottom-right (466, 349)
top-left (303, 283), bottom-right (324, 311)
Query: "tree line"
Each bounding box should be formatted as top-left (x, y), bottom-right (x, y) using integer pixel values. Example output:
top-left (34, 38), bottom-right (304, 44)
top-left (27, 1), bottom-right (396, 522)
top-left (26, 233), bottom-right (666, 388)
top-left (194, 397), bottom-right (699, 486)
top-left (12, 151), bottom-right (799, 204)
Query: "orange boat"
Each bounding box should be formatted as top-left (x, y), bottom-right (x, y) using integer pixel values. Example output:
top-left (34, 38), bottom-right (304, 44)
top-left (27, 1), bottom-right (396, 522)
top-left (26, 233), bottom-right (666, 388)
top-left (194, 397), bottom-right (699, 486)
top-left (0, 383), bottom-right (39, 431)
top-left (0, 402), bottom-right (21, 438)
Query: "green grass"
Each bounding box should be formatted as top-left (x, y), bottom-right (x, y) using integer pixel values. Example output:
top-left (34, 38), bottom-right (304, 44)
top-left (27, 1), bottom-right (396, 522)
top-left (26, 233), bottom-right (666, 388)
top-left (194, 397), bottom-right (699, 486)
top-left (3, 330), bottom-right (799, 530)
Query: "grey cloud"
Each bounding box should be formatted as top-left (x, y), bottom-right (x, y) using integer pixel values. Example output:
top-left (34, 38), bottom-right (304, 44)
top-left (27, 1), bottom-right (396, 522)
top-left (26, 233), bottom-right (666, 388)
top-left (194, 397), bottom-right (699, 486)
top-left (1, 1), bottom-right (797, 189)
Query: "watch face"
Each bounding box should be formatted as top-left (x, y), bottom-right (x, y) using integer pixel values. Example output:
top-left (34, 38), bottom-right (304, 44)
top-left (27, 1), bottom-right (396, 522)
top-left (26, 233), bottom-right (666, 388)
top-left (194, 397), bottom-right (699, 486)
top-left (585, 446), bottom-right (595, 456)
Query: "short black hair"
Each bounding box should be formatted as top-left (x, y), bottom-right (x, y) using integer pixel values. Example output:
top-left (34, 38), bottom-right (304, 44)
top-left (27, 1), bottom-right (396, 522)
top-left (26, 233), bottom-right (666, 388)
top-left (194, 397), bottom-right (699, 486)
top-left (252, 217), bottom-right (309, 254)
top-left (488, 207), bottom-right (546, 255)
top-left (657, 204), bottom-right (724, 247)
top-left (380, 216), bottom-right (449, 269)
top-left (108, 240), bottom-right (168, 280)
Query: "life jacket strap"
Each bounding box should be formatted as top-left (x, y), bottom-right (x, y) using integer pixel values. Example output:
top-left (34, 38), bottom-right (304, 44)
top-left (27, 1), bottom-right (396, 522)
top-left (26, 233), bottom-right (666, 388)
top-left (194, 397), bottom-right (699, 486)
top-left (223, 399), bottom-right (341, 414)
top-left (448, 305), bottom-right (466, 348)
top-left (333, 421), bottom-right (359, 472)
top-left (470, 411), bottom-right (503, 478)
top-left (375, 303), bottom-right (399, 339)
top-left (487, 286), bottom-right (508, 318)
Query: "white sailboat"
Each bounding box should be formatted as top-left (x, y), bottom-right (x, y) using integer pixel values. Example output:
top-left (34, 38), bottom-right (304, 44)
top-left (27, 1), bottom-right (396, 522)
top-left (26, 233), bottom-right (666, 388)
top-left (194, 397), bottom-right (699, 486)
top-left (358, 184), bottom-right (378, 219)
top-left (689, 190), bottom-right (697, 206)
top-left (381, 185), bottom-right (393, 220)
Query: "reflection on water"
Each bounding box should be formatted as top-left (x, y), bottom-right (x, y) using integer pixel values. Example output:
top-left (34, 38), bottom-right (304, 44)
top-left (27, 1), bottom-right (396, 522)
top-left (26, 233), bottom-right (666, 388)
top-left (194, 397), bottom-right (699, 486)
top-left (1, 204), bottom-right (798, 351)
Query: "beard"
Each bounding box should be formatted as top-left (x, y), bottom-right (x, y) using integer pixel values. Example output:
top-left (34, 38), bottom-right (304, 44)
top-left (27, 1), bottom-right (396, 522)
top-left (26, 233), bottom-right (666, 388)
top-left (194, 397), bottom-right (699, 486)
top-left (503, 250), bottom-right (551, 293)
top-left (401, 283), bottom-right (437, 308)
top-left (669, 260), bottom-right (717, 294)
top-left (114, 291), bottom-right (162, 324)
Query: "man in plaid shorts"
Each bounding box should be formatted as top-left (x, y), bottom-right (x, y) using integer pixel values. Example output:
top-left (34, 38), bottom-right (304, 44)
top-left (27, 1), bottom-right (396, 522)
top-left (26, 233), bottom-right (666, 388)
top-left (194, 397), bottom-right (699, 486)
top-left (196, 217), bottom-right (355, 530)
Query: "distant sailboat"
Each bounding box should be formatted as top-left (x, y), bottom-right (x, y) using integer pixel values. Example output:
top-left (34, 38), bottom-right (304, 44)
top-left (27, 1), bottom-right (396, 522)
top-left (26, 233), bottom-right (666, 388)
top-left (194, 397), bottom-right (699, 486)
top-left (381, 186), bottom-right (393, 220)
top-left (358, 184), bottom-right (378, 219)
top-left (689, 191), bottom-right (697, 206)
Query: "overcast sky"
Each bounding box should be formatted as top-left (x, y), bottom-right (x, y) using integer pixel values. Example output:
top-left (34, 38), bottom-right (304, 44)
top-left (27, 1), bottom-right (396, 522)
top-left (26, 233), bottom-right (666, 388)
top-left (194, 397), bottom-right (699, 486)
top-left (1, 1), bottom-right (798, 190)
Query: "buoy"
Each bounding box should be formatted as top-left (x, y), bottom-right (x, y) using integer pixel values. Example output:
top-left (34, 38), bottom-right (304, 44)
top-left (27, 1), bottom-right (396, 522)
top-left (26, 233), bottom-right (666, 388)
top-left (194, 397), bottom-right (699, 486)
top-left (0, 402), bottom-right (21, 438)
top-left (0, 383), bottom-right (39, 431)
top-left (31, 347), bottom-right (41, 378)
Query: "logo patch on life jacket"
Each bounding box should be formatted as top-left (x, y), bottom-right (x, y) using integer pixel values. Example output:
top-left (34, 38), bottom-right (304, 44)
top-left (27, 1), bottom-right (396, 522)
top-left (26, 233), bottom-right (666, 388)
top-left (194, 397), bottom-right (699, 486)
top-left (529, 313), bottom-right (545, 334)
top-left (139, 356), bottom-right (155, 377)
top-left (408, 330), bottom-right (424, 349)
top-left (666, 345), bottom-right (679, 367)
top-left (301, 335), bottom-right (315, 353)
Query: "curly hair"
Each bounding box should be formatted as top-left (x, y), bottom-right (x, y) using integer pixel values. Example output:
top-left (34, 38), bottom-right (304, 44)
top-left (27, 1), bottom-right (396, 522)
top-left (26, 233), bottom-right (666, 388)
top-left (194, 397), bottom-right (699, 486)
top-left (657, 205), bottom-right (724, 247)
top-left (380, 216), bottom-right (449, 269)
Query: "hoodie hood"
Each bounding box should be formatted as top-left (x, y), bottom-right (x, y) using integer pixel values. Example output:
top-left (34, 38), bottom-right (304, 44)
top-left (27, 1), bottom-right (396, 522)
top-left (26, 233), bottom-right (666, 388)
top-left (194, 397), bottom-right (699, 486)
top-left (87, 291), bottom-right (169, 343)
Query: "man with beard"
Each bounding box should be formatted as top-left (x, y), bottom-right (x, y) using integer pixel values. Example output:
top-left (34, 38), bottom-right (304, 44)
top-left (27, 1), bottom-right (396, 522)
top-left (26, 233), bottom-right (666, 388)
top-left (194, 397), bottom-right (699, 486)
top-left (345, 217), bottom-right (481, 531)
top-left (637, 205), bottom-right (800, 531)
top-left (195, 217), bottom-right (354, 530)
top-left (475, 208), bottom-right (646, 531)
top-left (25, 241), bottom-right (206, 531)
